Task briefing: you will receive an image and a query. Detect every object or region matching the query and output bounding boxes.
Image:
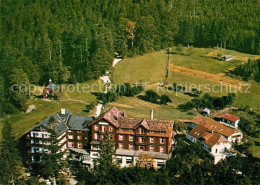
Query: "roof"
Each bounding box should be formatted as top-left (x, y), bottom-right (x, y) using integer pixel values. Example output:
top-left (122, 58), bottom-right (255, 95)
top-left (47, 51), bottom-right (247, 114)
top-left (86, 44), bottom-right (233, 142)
top-left (188, 124), bottom-right (209, 139)
top-left (188, 125), bottom-right (229, 147)
top-left (203, 108), bottom-right (210, 113)
top-left (31, 109), bottom-right (71, 136)
top-left (89, 107), bottom-right (127, 128)
top-left (69, 148), bottom-right (89, 155)
top-left (67, 115), bottom-right (93, 131)
top-left (89, 107), bottom-right (173, 132)
top-left (116, 149), bottom-right (170, 159)
top-left (28, 109), bottom-right (93, 136)
top-left (191, 114), bottom-right (239, 137)
top-left (221, 113), bottom-right (239, 122)
top-left (46, 83), bottom-right (58, 91)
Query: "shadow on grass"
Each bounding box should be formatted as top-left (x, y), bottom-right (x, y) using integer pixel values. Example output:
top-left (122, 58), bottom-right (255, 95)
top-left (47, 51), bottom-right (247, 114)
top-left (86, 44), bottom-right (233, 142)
top-left (137, 95), bottom-right (160, 104)
top-left (183, 92), bottom-right (199, 97)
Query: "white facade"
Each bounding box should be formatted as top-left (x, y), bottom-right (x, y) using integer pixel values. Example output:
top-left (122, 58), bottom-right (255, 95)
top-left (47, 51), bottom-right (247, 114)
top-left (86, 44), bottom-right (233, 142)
top-left (221, 118), bottom-right (239, 128)
top-left (186, 133), bottom-right (233, 164)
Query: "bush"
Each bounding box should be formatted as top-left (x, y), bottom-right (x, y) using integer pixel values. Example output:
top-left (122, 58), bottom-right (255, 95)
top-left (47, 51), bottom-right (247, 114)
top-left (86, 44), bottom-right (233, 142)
top-left (160, 94), bottom-right (172, 105)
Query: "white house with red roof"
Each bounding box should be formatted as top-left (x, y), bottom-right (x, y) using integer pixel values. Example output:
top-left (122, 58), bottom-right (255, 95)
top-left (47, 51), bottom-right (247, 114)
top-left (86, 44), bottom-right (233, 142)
top-left (186, 114), bottom-right (243, 164)
top-left (221, 113), bottom-right (240, 128)
top-left (186, 124), bottom-right (233, 164)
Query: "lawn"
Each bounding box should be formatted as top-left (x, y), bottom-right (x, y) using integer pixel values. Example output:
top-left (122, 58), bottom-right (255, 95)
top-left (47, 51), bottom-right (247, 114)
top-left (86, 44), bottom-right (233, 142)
top-left (112, 48), bottom-right (260, 110)
top-left (0, 80), bottom-right (102, 139)
top-left (252, 145), bottom-right (260, 158)
top-left (2, 47), bottom-right (259, 141)
top-left (112, 47), bottom-right (255, 85)
top-left (111, 51), bottom-right (167, 84)
top-left (107, 96), bottom-right (196, 121)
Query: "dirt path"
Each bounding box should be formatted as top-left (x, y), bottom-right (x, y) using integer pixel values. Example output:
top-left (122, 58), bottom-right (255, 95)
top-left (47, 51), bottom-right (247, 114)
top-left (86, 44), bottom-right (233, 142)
top-left (61, 90), bottom-right (87, 104)
top-left (169, 64), bottom-right (248, 89)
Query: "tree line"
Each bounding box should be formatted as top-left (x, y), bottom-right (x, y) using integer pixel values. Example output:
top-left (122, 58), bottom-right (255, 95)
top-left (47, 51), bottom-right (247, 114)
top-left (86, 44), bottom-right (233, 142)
top-left (228, 59), bottom-right (260, 82)
top-left (0, 0), bottom-right (259, 115)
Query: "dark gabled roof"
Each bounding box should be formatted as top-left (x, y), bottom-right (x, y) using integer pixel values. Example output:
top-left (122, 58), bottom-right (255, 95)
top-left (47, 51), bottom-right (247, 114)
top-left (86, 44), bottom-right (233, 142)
top-left (46, 83), bottom-right (58, 91)
top-left (32, 109), bottom-right (72, 136)
top-left (29, 109), bottom-right (93, 136)
top-left (67, 115), bottom-right (93, 131)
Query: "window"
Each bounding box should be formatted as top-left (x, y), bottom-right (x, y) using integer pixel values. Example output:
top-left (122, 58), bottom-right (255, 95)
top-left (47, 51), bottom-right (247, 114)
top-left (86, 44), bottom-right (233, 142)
top-left (150, 146), bottom-right (154, 151)
top-left (215, 149), bottom-right (218, 153)
top-left (129, 135), bottom-right (133, 141)
top-left (77, 131), bottom-right (82, 133)
top-left (126, 158), bottom-right (132, 164)
top-left (68, 142), bottom-right (73, 147)
top-left (117, 158), bottom-right (122, 163)
top-left (139, 146), bottom-right (143, 151)
top-left (160, 146), bottom-right (164, 152)
top-left (109, 134), bottom-right (113, 140)
top-left (77, 136), bottom-right (81, 140)
top-left (94, 125), bottom-right (98, 131)
top-left (119, 135), bottom-right (123, 141)
top-left (68, 135), bottom-right (73, 139)
top-left (78, 143), bottom-right (82, 148)
top-left (119, 143), bottom-right (123, 149)
top-left (109, 126), bottom-right (113, 132)
top-left (139, 137), bottom-right (144, 143)
top-left (100, 135), bottom-right (104, 139)
top-left (94, 133), bottom-right (98, 140)
top-left (150, 131), bottom-right (154, 133)
top-left (160, 138), bottom-right (164, 144)
top-left (129, 144), bottom-right (133, 150)
top-left (101, 126), bottom-right (105, 132)
top-left (139, 128), bottom-right (144, 134)
top-left (150, 137), bottom-right (154, 143)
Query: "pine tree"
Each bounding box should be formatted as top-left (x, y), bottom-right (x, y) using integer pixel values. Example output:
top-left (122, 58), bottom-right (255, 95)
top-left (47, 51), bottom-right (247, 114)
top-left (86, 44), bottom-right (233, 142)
top-left (0, 121), bottom-right (24, 185)
top-left (39, 117), bottom-right (66, 185)
top-left (93, 132), bottom-right (118, 184)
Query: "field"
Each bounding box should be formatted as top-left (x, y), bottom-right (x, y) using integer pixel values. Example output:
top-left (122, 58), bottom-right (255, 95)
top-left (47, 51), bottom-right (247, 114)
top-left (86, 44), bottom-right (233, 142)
top-left (1, 47), bottom-right (259, 159)
top-left (0, 80), bottom-right (101, 139)
top-left (112, 47), bottom-right (260, 110)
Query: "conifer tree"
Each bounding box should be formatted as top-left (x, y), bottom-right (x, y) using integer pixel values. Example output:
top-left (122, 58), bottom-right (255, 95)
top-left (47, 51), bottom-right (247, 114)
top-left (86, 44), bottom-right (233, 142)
top-left (0, 121), bottom-right (24, 185)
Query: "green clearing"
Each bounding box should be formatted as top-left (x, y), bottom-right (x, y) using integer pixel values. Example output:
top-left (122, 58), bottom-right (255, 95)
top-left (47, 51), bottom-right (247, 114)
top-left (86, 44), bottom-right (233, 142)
top-left (112, 48), bottom-right (260, 110)
top-left (106, 96), bottom-right (196, 121)
top-left (2, 47), bottom-right (259, 145)
top-left (112, 47), bottom-right (255, 84)
top-left (1, 80), bottom-right (101, 139)
top-left (252, 145), bottom-right (260, 158)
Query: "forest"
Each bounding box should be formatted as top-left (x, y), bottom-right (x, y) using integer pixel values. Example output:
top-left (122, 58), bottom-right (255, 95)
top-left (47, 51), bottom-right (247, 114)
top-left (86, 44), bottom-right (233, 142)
top-left (228, 59), bottom-right (260, 82)
top-left (0, 0), bottom-right (259, 115)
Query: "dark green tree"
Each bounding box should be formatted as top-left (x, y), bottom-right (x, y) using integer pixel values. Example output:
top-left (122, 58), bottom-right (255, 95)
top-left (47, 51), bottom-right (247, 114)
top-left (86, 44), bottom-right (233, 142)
top-left (0, 121), bottom-right (24, 185)
top-left (93, 132), bottom-right (118, 184)
top-left (39, 117), bottom-right (66, 185)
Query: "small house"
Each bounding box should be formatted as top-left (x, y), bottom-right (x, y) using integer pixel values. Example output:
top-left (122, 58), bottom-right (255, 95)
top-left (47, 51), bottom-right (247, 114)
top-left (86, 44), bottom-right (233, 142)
top-left (221, 55), bottom-right (232, 61)
top-left (221, 113), bottom-right (239, 128)
top-left (201, 108), bottom-right (211, 117)
top-left (43, 79), bottom-right (58, 99)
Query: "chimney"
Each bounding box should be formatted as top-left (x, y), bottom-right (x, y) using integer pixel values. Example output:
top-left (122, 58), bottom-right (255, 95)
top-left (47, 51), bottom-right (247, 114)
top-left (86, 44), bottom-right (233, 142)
top-left (61, 108), bottom-right (66, 115)
top-left (150, 109), bottom-right (154, 120)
